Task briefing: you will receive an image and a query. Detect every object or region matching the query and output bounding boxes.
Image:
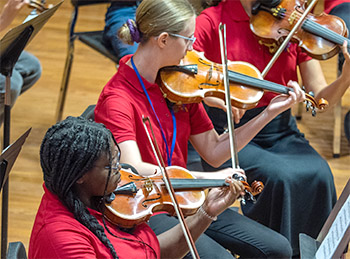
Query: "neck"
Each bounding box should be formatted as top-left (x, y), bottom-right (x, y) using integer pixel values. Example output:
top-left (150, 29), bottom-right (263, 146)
top-left (240, 0), bottom-right (255, 17)
top-left (127, 44), bottom-right (163, 83)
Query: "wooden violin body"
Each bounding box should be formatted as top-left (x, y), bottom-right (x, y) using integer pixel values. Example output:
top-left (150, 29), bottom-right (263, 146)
top-left (250, 0), bottom-right (349, 60)
top-left (159, 50), bottom-right (263, 109)
top-left (105, 167), bottom-right (206, 228)
top-left (159, 50), bottom-right (327, 113)
top-left (105, 167), bottom-right (264, 228)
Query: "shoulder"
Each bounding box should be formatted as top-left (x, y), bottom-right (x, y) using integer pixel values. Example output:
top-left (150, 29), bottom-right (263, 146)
top-left (29, 209), bottom-right (97, 258)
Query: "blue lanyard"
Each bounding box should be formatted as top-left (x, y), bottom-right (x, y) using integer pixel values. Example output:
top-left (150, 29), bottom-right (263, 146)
top-left (131, 56), bottom-right (177, 166)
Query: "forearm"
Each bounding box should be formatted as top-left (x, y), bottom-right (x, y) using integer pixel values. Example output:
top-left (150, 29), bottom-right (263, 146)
top-left (208, 109), bottom-right (276, 163)
top-left (157, 211), bottom-right (213, 258)
top-left (234, 108), bottom-right (276, 149)
top-left (315, 75), bottom-right (350, 108)
top-left (0, 1), bottom-right (24, 32)
top-left (119, 140), bottom-right (163, 176)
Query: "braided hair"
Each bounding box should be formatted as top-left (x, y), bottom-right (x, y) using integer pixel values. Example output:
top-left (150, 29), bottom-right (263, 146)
top-left (40, 116), bottom-right (118, 258)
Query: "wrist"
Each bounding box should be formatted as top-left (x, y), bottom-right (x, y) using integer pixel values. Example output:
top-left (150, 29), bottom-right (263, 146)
top-left (197, 205), bottom-right (217, 221)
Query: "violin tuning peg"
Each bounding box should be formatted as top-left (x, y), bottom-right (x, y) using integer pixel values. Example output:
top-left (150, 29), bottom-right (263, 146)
top-left (308, 91), bottom-right (315, 97)
top-left (305, 102), bottom-right (310, 112)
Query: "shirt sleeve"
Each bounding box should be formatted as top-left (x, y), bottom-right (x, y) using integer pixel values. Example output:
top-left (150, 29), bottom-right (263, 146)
top-left (31, 224), bottom-right (98, 259)
top-left (188, 103), bottom-right (213, 135)
top-left (95, 93), bottom-right (136, 144)
top-left (194, 12), bottom-right (217, 54)
top-left (296, 46), bottom-right (312, 65)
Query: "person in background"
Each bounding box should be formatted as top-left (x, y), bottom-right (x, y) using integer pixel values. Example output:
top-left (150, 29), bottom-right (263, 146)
top-left (103, 1), bottom-right (140, 58)
top-left (28, 116), bottom-right (244, 258)
top-left (193, 0), bottom-right (350, 256)
top-left (0, 0), bottom-right (41, 125)
top-left (324, 0), bottom-right (350, 142)
top-left (95, 0), bottom-right (307, 257)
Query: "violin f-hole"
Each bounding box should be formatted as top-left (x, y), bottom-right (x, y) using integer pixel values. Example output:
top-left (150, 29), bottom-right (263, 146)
top-left (141, 193), bottom-right (162, 208)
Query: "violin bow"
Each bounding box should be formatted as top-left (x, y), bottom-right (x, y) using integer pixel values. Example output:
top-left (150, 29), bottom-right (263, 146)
top-left (218, 23), bottom-right (251, 204)
top-left (218, 23), bottom-right (239, 168)
top-left (261, 0), bottom-right (318, 77)
top-left (142, 116), bottom-right (200, 259)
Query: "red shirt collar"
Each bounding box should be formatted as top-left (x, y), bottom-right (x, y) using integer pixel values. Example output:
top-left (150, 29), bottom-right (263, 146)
top-left (223, 0), bottom-right (249, 22)
top-left (118, 54), bottom-right (159, 93)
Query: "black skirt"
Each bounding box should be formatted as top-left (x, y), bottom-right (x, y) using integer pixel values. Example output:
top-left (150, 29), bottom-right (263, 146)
top-left (201, 106), bottom-right (337, 256)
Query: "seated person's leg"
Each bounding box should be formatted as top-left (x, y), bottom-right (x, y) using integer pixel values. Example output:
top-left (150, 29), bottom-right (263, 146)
top-left (15, 51), bottom-right (42, 93)
top-left (103, 4), bottom-right (139, 57)
top-left (148, 214), bottom-right (235, 259)
top-left (206, 208), bottom-right (292, 258)
top-left (329, 3), bottom-right (350, 143)
top-left (237, 126), bottom-right (336, 257)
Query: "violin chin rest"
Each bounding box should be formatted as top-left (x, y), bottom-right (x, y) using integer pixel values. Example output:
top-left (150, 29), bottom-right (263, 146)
top-left (121, 163), bottom-right (139, 175)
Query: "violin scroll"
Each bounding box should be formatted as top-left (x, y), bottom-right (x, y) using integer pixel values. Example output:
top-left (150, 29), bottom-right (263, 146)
top-left (304, 92), bottom-right (328, 116)
top-left (27, 0), bottom-right (48, 13)
top-left (250, 180), bottom-right (264, 196)
top-left (232, 174), bottom-right (264, 204)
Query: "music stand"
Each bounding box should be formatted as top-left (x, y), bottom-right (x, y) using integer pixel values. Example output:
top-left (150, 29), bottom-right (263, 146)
top-left (299, 178), bottom-right (350, 259)
top-left (0, 128), bottom-right (31, 192)
top-left (0, 1), bottom-right (63, 257)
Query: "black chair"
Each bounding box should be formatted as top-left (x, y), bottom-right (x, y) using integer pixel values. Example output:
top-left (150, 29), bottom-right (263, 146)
top-left (56, 0), bottom-right (123, 122)
top-left (7, 241), bottom-right (27, 259)
top-left (80, 104), bottom-right (96, 121)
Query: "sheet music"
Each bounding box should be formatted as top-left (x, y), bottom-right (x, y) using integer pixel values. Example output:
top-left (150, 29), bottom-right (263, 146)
top-left (23, 10), bottom-right (39, 23)
top-left (0, 1), bottom-right (63, 56)
top-left (315, 195), bottom-right (350, 259)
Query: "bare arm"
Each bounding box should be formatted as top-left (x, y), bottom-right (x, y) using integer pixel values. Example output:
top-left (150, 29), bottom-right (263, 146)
top-left (157, 177), bottom-right (244, 258)
top-left (191, 81), bottom-right (305, 168)
top-left (119, 139), bottom-right (245, 257)
top-left (119, 139), bottom-right (245, 180)
top-left (299, 42), bottom-right (350, 108)
top-left (0, 0), bottom-right (29, 32)
top-left (118, 140), bottom-right (161, 176)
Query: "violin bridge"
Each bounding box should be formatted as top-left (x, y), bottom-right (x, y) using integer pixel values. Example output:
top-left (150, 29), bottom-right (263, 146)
top-left (289, 11), bottom-right (298, 25)
top-left (144, 178), bottom-right (154, 193)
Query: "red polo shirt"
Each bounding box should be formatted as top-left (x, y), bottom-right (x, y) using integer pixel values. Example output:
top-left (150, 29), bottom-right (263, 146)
top-left (324, 0), bottom-right (350, 13)
top-left (95, 55), bottom-right (213, 167)
top-left (194, 0), bottom-right (312, 107)
top-left (29, 185), bottom-right (160, 259)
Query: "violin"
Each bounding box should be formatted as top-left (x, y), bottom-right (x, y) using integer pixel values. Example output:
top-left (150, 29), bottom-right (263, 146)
top-left (27, 0), bottom-right (48, 13)
top-left (158, 50), bottom-right (327, 115)
top-left (104, 167), bottom-right (264, 228)
top-left (250, 0), bottom-right (350, 60)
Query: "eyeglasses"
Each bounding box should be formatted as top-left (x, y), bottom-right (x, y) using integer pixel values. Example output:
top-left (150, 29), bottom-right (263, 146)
top-left (168, 33), bottom-right (196, 46)
top-left (105, 145), bottom-right (121, 175)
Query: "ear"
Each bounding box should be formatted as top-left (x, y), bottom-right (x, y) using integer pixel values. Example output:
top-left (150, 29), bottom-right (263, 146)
top-left (157, 32), bottom-right (170, 48)
top-left (76, 174), bottom-right (87, 184)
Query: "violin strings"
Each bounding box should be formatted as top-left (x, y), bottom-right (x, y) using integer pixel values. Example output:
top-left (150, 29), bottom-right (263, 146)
top-left (271, 9), bottom-right (350, 49)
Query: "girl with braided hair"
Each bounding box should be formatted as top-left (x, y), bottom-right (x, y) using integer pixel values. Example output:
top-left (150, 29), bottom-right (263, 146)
top-left (28, 116), bottom-right (245, 258)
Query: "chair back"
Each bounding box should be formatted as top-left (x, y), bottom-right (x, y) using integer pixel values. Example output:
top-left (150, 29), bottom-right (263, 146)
top-left (7, 242), bottom-right (27, 259)
top-left (71, 0), bottom-right (112, 7)
top-left (71, 0), bottom-right (139, 7)
top-left (80, 104), bottom-right (96, 121)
